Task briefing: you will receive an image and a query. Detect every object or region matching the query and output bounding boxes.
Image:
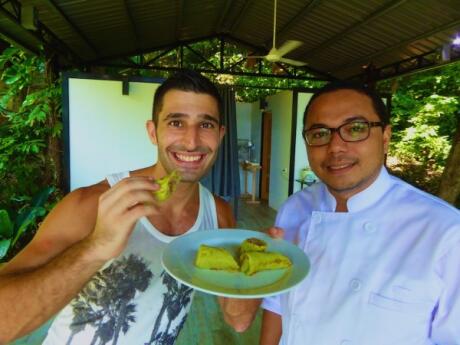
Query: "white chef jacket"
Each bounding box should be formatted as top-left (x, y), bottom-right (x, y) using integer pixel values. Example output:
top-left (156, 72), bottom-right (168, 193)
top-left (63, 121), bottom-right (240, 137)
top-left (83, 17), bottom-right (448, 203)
top-left (262, 167), bottom-right (460, 345)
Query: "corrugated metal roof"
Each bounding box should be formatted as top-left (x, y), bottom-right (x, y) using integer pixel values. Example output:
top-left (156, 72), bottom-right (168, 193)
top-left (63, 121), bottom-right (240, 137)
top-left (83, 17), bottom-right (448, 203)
top-left (1, 0), bottom-right (459, 79)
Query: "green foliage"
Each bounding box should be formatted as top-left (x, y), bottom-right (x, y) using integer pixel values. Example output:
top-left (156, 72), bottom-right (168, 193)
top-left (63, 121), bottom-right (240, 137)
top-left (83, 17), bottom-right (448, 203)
top-left (0, 47), bottom-right (63, 259)
top-left (0, 186), bottom-right (54, 261)
top-left (379, 63), bottom-right (460, 193)
top-left (0, 47), bottom-right (62, 209)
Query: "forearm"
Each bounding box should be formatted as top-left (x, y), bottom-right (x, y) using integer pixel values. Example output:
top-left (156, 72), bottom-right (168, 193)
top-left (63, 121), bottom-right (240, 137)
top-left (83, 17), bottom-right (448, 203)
top-left (0, 238), bottom-right (106, 343)
top-left (260, 310), bottom-right (282, 345)
top-left (218, 297), bottom-right (261, 332)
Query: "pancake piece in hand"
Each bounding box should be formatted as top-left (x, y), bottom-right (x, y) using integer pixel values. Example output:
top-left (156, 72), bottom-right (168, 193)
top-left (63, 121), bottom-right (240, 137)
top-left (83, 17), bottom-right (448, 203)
top-left (153, 170), bottom-right (181, 202)
top-left (240, 252), bottom-right (292, 276)
top-left (195, 244), bottom-right (240, 271)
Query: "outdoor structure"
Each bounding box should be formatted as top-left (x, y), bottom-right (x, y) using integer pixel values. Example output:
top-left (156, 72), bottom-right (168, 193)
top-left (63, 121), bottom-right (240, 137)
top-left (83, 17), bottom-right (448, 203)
top-left (2, 2), bottom-right (460, 345)
top-left (0, 0), bottom-right (458, 205)
top-left (0, 0), bottom-right (458, 83)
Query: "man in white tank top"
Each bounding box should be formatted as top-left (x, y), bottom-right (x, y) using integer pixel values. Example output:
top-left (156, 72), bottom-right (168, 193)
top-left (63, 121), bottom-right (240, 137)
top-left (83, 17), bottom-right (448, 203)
top-left (0, 70), bottom-right (237, 344)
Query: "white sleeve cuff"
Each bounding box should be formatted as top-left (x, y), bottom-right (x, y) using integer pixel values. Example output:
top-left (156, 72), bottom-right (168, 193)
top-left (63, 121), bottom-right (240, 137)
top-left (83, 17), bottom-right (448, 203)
top-left (261, 295), bottom-right (282, 315)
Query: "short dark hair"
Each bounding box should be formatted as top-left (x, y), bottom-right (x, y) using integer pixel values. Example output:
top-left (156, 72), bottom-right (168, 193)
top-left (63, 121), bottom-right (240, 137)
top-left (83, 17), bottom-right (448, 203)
top-left (152, 69), bottom-right (222, 125)
top-left (303, 81), bottom-right (390, 129)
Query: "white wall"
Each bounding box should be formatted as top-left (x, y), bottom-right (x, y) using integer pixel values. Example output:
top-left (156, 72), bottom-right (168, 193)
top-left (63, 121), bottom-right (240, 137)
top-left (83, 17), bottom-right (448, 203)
top-left (236, 101), bottom-right (261, 195)
top-left (236, 102), bottom-right (253, 139)
top-left (68, 78), bottom-right (160, 190)
top-left (292, 92), bottom-right (313, 193)
top-left (250, 104), bottom-right (262, 196)
top-left (267, 91), bottom-right (293, 210)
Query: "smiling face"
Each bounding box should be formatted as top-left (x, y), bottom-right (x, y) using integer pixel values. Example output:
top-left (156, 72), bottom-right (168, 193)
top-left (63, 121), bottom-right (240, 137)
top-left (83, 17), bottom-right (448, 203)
top-left (305, 89), bottom-right (391, 201)
top-left (147, 89), bottom-right (225, 183)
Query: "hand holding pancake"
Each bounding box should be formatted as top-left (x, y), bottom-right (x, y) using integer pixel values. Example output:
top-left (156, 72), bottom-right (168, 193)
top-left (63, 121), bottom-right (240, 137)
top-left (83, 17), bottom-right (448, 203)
top-left (88, 177), bottom-right (161, 261)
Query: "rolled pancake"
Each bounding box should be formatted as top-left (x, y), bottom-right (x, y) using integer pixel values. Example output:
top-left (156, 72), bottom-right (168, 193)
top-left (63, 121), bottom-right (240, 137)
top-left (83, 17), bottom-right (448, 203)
top-left (153, 170), bottom-right (181, 202)
top-left (195, 244), bottom-right (239, 271)
top-left (239, 237), bottom-right (267, 255)
top-left (240, 251), bottom-right (291, 275)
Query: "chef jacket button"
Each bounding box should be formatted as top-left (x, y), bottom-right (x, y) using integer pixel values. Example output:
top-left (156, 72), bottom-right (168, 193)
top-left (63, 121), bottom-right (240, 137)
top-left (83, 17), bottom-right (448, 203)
top-left (312, 213), bottom-right (322, 224)
top-left (363, 221), bottom-right (376, 233)
top-left (349, 279), bottom-right (362, 292)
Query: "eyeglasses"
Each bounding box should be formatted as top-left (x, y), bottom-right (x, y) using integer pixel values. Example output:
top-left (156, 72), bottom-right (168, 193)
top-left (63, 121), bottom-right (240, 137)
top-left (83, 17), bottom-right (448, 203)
top-left (303, 121), bottom-right (384, 147)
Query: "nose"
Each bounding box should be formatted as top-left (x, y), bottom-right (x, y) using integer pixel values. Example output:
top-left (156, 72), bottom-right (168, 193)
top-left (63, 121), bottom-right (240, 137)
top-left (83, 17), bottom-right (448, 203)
top-left (327, 130), bottom-right (347, 153)
top-left (183, 125), bottom-right (199, 150)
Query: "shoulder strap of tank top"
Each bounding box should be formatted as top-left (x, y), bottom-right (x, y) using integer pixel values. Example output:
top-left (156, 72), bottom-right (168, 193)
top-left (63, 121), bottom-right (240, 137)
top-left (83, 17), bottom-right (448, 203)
top-left (198, 184), bottom-right (219, 229)
top-left (106, 171), bottom-right (130, 187)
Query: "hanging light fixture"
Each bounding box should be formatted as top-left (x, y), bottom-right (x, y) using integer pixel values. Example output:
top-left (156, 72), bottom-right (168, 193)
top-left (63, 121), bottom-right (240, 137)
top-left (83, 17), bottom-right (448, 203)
top-left (453, 35), bottom-right (460, 46)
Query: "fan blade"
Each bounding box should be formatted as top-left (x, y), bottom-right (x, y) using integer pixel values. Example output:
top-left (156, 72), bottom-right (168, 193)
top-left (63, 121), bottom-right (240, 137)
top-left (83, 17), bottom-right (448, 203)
top-left (278, 57), bottom-right (307, 66)
top-left (276, 40), bottom-right (303, 57)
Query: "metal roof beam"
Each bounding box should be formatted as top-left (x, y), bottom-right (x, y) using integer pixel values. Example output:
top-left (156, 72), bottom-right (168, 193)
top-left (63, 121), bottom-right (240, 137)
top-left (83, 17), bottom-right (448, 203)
top-left (40, 0), bottom-right (98, 54)
top-left (145, 47), bottom-right (177, 65)
top-left (122, 0), bottom-right (140, 50)
top-left (37, 20), bottom-right (83, 64)
top-left (175, 0), bottom-right (184, 41)
top-left (304, 0), bottom-right (408, 59)
top-left (225, 34), bottom-right (334, 80)
top-left (90, 35), bottom-right (334, 81)
top-left (185, 43), bottom-right (217, 69)
top-left (95, 62), bottom-right (327, 81)
top-left (0, 3), bottom-right (42, 54)
top-left (215, 0), bottom-right (233, 32)
top-left (0, 0), bottom-right (82, 63)
top-left (331, 18), bottom-right (460, 74)
top-left (265, 0), bottom-right (321, 48)
top-left (349, 48), bottom-right (460, 82)
top-left (329, 19), bottom-right (460, 73)
top-left (229, 0), bottom-right (256, 32)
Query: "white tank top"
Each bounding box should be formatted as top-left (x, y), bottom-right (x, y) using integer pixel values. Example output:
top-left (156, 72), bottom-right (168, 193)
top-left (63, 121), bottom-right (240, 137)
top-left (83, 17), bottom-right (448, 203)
top-left (43, 171), bottom-right (218, 345)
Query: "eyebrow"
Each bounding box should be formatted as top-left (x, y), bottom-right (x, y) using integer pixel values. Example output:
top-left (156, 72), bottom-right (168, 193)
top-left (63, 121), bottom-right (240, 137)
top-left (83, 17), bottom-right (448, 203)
top-left (307, 115), bottom-right (369, 129)
top-left (163, 113), bottom-right (220, 125)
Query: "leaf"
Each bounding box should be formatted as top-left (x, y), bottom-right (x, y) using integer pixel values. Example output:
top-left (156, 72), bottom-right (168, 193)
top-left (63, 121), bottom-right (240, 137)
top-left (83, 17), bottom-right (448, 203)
top-left (12, 186), bottom-right (55, 246)
top-left (15, 186), bottom-right (54, 228)
top-left (0, 210), bottom-right (13, 238)
top-left (0, 239), bottom-right (11, 260)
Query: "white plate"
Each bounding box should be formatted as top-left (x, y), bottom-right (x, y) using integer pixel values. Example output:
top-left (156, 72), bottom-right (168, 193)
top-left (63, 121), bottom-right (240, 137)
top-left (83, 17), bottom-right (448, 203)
top-left (162, 229), bottom-right (310, 298)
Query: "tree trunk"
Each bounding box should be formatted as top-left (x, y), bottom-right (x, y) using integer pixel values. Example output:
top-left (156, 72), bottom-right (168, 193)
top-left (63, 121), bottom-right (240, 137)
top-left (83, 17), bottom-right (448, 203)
top-left (437, 120), bottom-right (460, 205)
top-left (44, 51), bottom-right (64, 191)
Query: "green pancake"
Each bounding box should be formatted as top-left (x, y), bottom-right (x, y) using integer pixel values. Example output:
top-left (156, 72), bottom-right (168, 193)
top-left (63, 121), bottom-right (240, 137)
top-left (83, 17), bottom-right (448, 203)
top-left (239, 237), bottom-right (267, 255)
top-left (240, 251), bottom-right (292, 276)
top-left (153, 170), bottom-right (181, 202)
top-left (195, 244), bottom-right (240, 271)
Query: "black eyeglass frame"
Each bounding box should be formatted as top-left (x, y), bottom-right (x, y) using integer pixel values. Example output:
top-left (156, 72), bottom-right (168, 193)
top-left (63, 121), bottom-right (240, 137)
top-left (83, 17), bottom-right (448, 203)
top-left (303, 121), bottom-right (385, 147)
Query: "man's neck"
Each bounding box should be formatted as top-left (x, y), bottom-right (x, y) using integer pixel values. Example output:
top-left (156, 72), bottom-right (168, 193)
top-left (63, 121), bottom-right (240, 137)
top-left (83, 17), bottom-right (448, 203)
top-left (334, 198), bottom-right (348, 212)
top-left (328, 167), bottom-right (384, 213)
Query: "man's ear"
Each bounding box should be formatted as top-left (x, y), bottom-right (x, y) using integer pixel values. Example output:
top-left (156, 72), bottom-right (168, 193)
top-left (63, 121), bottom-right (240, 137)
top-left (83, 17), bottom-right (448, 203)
top-left (383, 124), bottom-right (392, 154)
top-left (219, 125), bottom-right (226, 143)
top-left (146, 120), bottom-right (158, 145)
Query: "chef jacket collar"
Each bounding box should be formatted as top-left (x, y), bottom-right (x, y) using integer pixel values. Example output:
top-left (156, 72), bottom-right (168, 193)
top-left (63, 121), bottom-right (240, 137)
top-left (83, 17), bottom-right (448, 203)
top-left (322, 167), bottom-right (392, 213)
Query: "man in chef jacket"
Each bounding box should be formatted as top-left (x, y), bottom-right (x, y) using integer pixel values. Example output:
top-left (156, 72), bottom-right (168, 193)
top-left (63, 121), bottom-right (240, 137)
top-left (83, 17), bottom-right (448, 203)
top-left (226, 81), bottom-right (460, 345)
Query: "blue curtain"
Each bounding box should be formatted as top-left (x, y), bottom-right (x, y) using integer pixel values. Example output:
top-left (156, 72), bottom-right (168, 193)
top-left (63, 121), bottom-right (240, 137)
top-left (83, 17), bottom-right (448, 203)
top-left (201, 86), bottom-right (240, 218)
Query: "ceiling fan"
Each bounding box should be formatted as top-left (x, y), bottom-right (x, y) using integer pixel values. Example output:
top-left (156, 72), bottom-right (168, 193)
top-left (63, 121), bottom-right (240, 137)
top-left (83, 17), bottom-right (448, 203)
top-left (248, 0), bottom-right (307, 67)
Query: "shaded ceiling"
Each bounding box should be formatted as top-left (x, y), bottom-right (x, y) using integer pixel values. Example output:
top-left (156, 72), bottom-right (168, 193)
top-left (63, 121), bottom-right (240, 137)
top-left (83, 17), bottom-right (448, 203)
top-left (1, 0), bottom-right (459, 81)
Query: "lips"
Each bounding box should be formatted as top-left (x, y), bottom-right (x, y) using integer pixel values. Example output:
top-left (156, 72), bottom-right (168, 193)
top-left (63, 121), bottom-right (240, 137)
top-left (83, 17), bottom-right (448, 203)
top-left (329, 163), bottom-right (353, 170)
top-left (324, 159), bottom-right (356, 174)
